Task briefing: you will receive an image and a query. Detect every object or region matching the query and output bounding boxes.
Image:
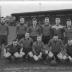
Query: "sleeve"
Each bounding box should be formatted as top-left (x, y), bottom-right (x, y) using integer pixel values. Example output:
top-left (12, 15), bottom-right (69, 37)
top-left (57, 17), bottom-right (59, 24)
top-left (16, 26), bottom-right (19, 34)
top-left (19, 38), bottom-right (24, 46)
top-left (38, 25), bottom-right (43, 35)
top-left (17, 45), bottom-right (21, 53)
top-left (7, 26), bottom-right (9, 36)
top-left (30, 38), bottom-right (33, 46)
top-left (41, 42), bottom-right (46, 52)
top-left (50, 26), bottom-right (54, 38)
top-left (47, 40), bottom-right (52, 51)
top-left (27, 27), bottom-right (31, 33)
top-left (64, 44), bottom-right (67, 53)
top-left (60, 40), bottom-right (64, 52)
top-left (5, 45), bottom-right (11, 52)
top-left (32, 42), bottom-right (36, 54)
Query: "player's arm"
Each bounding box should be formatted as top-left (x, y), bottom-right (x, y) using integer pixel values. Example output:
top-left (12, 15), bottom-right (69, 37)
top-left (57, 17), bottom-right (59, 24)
top-left (47, 39), bottom-right (52, 51)
top-left (16, 25), bottom-right (19, 34)
top-left (32, 42), bottom-right (37, 54)
top-left (7, 26), bottom-right (9, 36)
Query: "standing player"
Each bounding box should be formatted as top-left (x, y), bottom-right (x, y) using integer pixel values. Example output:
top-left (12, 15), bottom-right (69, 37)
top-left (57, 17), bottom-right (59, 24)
top-left (64, 19), bottom-right (72, 44)
top-left (0, 18), bottom-right (9, 58)
top-left (19, 32), bottom-right (33, 61)
top-left (52, 18), bottom-right (65, 41)
top-left (42, 17), bottom-right (53, 44)
top-left (27, 17), bottom-right (42, 42)
top-left (16, 17), bottom-right (27, 41)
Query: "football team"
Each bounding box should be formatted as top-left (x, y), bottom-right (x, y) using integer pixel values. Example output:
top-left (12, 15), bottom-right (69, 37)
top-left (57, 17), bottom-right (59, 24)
top-left (1, 16), bottom-right (72, 64)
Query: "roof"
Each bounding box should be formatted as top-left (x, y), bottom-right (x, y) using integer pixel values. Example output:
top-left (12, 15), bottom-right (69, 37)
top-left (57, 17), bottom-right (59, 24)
top-left (11, 9), bottom-right (72, 17)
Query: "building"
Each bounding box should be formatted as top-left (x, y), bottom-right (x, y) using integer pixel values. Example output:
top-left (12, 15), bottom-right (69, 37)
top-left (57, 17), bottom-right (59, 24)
top-left (11, 9), bottom-right (72, 26)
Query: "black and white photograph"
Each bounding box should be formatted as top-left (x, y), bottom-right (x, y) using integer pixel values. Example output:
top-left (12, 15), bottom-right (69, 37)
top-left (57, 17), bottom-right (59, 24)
top-left (1, 2), bottom-right (72, 72)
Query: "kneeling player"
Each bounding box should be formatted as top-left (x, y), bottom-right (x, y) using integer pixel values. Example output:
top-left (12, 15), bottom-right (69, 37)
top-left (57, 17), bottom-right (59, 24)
top-left (32, 35), bottom-right (48, 62)
top-left (19, 33), bottom-right (33, 61)
top-left (65, 40), bottom-right (72, 62)
top-left (48, 35), bottom-right (65, 63)
top-left (4, 40), bottom-right (24, 62)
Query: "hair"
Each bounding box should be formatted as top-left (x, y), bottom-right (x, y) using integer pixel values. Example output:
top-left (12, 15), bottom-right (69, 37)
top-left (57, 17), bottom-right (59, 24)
top-left (32, 17), bottom-right (37, 21)
top-left (66, 19), bottom-right (71, 21)
top-left (45, 17), bottom-right (49, 19)
top-left (55, 18), bottom-right (60, 20)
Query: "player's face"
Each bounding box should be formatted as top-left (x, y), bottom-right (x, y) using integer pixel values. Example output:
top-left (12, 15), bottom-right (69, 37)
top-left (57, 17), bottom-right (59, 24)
top-left (45, 18), bottom-right (49, 24)
top-left (67, 20), bottom-right (71, 27)
top-left (33, 20), bottom-right (37, 27)
top-left (25, 33), bottom-right (29, 38)
top-left (20, 18), bottom-right (25, 24)
top-left (13, 41), bottom-right (17, 46)
top-left (37, 36), bottom-right (42, 42)
top-left (1, 18), bottom-right (5, 24)
top-left (53, 36), bottom-right (58, 40)
top-left (55, 18), bottom-right (60, 25)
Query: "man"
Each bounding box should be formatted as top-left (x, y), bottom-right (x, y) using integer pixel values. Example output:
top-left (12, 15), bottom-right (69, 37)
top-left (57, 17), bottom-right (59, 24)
top-left (65, 40), bottom-right (72, 62)
top-left (64, 19), bottom-right (72, 44)
top-left (4, 40), bottom-right (24, 62)
top-left (32, 35), bottom-right (48, 62)
top-left (52, 18), bottom-right (65, 41)
top-left (16, 17), bottom-right (27, 41)
top-left (0, 18), bottom-right (9, 58)
top-left (42, 17), bottom-right (53, 44)
top-left (27, 17), bottom-right (42, 42)
top-left (19, 32), bottom-right (33, 61)
top-left (48, 35), bottom-right (64, 63)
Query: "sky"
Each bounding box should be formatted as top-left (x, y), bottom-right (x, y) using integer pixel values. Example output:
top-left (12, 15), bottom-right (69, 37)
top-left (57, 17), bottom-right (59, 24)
top-left (1, 2), bottom-right (72, 17)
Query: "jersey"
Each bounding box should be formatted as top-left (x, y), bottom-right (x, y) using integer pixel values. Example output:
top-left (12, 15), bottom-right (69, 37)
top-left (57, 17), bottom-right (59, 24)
top-left (27, 25), bottom-right (42, 36)
top-left (65, 27), bottom-right (72, 40)
top-left (48, 39), bottom-right (64, 53)
top-left (0, 24), bottom-right (9, 36)
top-left (42, 24), bottom-right (52, 36)
top-left (16, 24), bottom-right (27, 35)
top-left (32, 41), bottom-right (45, 55)
top-left (52, 25), bottom-right (65, 40)
top-left (19, 37), bottom-right (33, 49)
top-left (6, 44), bottom-right (21, 54)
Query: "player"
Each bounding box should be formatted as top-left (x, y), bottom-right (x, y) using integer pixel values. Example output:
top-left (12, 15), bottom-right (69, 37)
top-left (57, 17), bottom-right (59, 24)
top-left (64, 19), bottom-right (72, 44)
top-left (19, 32), bottom-right (33, 61)
top-left (4, 40), bottom-right (24, 62)
top-left (16, 17), bottom-right (27, 41)
top-left (42, 17), bottom-right (53, 44)
top-left (52, 18), bottom-right (65, 41)
top-left (48, 35), bottom-right (64, 63)
top-left (0, 18), bottom-right (9, 58)
top-left (64, 40), bottom-right (72, 62)
top-left (32, 35), bottom-right (48, 62)
top-left (27, 17), bottom-right (42, 42)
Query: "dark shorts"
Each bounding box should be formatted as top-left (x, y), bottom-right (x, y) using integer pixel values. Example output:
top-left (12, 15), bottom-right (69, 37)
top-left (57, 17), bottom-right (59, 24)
top-left (23, 48), bottom-right (32, 55)
top-left (17, 34), bottom-right (25, 41)
top-left (67, 51), bottom-right (72, 57)
top-left (0, 35), bottom-right (8, 45)
top-left (42, 35), bottom-right (50, 44)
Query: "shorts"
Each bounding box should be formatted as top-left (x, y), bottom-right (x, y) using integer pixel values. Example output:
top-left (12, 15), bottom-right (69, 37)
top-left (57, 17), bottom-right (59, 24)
top-left (16, 34), bottom-right (25, 41)
top-left (0, 35), bottom-right (8, 45)
top-left (23, 47), bottom-right (32, 55)
top-left (42, 35), bottom-right (50, 44)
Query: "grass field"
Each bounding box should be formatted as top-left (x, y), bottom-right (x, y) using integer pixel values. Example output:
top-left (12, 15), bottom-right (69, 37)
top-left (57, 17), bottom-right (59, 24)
top-left (0, 60), bottom-right (72, 72)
